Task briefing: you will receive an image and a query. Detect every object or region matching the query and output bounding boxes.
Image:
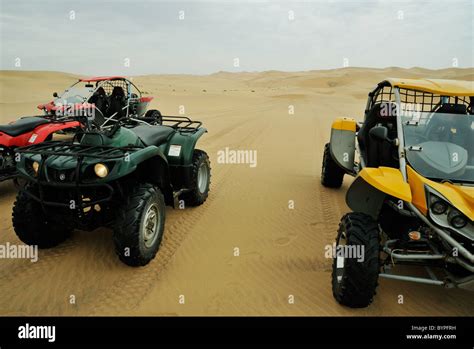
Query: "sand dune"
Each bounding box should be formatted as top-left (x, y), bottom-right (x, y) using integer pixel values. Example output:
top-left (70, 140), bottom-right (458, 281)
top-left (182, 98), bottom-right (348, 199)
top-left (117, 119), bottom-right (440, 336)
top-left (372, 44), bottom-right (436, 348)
top-left (0, 67), bottom-right (473, 315)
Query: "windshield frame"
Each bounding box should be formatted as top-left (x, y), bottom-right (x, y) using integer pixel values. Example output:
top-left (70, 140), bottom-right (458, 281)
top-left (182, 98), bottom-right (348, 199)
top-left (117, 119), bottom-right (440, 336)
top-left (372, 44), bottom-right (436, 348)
top-left (56, 81), bottom-right (95, 104)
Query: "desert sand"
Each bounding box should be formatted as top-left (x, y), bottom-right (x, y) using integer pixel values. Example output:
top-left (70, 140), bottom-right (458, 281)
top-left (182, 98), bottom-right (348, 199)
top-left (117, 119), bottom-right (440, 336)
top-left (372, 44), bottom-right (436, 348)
top-left (0, 67), bottom-right (473, 316)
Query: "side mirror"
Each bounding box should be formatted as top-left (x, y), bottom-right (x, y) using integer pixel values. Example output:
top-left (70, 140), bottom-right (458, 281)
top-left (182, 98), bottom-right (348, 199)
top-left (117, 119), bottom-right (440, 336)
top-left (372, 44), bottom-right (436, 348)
top-left (53, 92), bottom-right (58, 98)
top-left (369, 126), bottom-right (388, 142)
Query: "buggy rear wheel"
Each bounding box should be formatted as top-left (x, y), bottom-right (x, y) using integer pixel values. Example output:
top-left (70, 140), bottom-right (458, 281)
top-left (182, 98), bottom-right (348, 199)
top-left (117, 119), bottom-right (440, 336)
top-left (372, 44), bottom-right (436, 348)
top-left (145, 109), bottom-right (162, 125)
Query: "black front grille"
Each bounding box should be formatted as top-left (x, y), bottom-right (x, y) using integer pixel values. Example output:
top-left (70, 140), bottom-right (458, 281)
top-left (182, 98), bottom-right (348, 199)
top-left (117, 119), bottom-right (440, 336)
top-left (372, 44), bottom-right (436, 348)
top-left (47, 168), bottom-right (76, 182)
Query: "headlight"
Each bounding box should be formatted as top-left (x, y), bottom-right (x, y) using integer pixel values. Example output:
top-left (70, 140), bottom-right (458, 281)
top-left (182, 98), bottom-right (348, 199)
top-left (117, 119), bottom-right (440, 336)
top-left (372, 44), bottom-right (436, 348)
top-left (427, 188), bottom-right (472, 235)
top-left (430, 200), bottom-right (448, 215)
top-left (429, 194), bottom-right (448, 215)
top-left (94, 163), bottom-right (109, 178)
top-left (32, 161), bottom-right (40, 176)
top-left (449, 211), bottom-right (468, 229)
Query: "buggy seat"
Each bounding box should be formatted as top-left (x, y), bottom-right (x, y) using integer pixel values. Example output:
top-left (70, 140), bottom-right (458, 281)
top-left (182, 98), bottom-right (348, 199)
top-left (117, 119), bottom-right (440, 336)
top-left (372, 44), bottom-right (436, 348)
top-left (106, 86), bottom-right (126, 120)
top-left (358, 103), bottom-right (398, 168)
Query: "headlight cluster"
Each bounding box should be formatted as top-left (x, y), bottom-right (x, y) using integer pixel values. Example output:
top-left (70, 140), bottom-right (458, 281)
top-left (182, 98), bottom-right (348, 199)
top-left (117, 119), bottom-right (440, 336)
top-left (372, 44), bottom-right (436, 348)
top-left (26, 160), bottom-right (111, 180)
top-left (429, 194), bottom-right (469, 229)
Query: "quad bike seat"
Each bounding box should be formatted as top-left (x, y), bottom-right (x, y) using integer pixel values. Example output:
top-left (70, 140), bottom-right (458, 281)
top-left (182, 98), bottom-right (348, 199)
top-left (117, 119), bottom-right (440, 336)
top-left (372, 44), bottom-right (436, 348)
top-left (131, 125), bottom-right (175, 146)
top-left (0, 116), bottom-right (49, 137)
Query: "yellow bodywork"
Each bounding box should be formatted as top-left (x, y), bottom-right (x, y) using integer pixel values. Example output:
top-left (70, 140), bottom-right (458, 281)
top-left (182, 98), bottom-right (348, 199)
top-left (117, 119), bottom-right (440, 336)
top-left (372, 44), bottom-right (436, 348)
top-left (359, 167), bottom-right (412, 202)
top-left (407, 166), bottom-right (474, 221)
top-left (331, 117), bottom-right (356, 132)
top-left (359, 166), bottom-right (474, 220)
top-left (386, 78), bottom-right (474, 96)
top-left (345, 77), bottom-right (473, 219)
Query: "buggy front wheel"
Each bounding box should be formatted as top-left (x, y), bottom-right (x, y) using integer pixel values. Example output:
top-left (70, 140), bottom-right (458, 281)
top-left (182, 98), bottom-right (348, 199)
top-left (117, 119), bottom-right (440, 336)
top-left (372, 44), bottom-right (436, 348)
top-left (332, 212), bottom-right (380, 308)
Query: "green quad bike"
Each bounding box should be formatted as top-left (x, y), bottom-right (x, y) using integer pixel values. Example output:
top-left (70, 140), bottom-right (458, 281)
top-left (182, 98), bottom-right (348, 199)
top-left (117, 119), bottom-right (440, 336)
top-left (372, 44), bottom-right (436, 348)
top-left (13, 113), bottom-right (211, 266)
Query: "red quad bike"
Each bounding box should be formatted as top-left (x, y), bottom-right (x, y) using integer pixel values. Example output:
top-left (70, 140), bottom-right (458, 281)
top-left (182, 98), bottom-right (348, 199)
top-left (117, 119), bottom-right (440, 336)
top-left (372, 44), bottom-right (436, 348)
top-left (0, 117), bottom-right (81, 183)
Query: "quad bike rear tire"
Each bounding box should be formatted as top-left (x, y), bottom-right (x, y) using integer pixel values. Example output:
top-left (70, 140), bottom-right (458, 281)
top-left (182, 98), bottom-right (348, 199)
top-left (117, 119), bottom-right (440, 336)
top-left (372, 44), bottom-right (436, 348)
top-left (321, 143), bottom-right (345, 188)
top-left (332, 212), bottom-right (380, 308)
top-left (113, 183), bottom-right (165, 267)
top-left (181, 150), bottom-right (211, 207)
top-left (12, 186), bottom-right (72, 248)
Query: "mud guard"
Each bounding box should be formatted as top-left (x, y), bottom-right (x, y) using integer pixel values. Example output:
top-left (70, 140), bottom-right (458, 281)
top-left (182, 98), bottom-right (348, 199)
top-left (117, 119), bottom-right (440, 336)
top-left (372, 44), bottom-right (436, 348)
top-left (329, 117), bottom-right (356, 173)
top-left (346, 167), bottom-right (412, 219)
top-left (158, 128), bottom-right (207, 199)
top-left (162, 128), bottom-right (207, 166)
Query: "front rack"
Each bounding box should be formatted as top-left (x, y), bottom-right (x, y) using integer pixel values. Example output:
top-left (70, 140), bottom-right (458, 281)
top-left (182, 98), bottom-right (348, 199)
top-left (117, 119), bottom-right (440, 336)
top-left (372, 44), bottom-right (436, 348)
top-left (16, 140), bottom-right (142, 159)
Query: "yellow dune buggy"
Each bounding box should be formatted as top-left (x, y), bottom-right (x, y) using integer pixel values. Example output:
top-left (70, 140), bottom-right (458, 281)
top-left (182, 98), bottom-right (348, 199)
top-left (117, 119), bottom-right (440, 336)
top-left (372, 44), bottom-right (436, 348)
top-left (322, 78), bottom-right (474, 307)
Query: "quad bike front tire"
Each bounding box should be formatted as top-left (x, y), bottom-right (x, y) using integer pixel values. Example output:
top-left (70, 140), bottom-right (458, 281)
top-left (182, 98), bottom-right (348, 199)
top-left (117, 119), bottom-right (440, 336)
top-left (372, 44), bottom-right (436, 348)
top-left (181, 150), bottom-right (211, 206)
top-left (12, 186), bottom-right (72, 248)
top-left (332, 212), bottom-right (380, 308)
top-left (321, 143), bottom-right (345, 188)
top-left (113, 183), bottom-right (165, 267)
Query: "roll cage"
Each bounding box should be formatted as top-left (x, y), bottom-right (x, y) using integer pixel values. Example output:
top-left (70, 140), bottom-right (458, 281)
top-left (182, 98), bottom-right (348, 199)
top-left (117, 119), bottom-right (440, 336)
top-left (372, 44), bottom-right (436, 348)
top-left (360, 80), bottom-right (474, 180)
top-left (52, 77), bottom-right (154, 129)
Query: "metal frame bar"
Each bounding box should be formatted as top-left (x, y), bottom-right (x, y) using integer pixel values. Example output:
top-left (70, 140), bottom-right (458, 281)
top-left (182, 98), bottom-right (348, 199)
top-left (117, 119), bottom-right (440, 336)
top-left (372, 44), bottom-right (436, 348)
top-left (407, 202), bottom-right (474, 264)
top-left (383, 239), bottom-right (446, 261)
top-left (379, 272), bottom-right (445, 286)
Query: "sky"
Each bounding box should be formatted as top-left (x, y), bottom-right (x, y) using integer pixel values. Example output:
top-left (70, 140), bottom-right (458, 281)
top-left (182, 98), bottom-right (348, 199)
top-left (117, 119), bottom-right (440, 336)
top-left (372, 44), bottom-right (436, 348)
top-left (0, 0), bottom-right (472, 75)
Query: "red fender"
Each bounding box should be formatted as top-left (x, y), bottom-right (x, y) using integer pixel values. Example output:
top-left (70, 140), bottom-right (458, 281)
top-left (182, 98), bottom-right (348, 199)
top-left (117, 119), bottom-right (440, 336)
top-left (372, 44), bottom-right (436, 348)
top-left (0, 120), bottom-right (81, 148)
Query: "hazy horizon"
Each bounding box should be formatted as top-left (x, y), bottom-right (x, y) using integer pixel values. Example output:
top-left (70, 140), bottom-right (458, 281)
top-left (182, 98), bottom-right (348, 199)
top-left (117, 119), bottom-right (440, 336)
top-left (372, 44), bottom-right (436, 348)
top-left (1, 66), bottom-right (473, 78)
top-left (1, 0), bottom-right (473, 75)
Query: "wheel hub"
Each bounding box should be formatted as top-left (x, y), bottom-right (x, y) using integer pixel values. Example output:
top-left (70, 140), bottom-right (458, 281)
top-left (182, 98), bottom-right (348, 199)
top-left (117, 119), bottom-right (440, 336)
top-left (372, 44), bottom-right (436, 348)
top-left (335, 231), bottom-right (347, 283)
top-left (197, 163), bottom-right (209, 194)
top-left (143, 203), bottom-right (159, 248)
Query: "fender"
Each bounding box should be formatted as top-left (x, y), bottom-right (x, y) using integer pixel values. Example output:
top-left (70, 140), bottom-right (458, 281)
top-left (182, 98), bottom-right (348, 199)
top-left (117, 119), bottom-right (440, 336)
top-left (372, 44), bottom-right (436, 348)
top-left (0, 121), bottom-right (80, 148)
top-left (162, 128), bottom-right (207, 166)
top-left (407, 166), bottom-right (474, 220)
top-left (329, 117), bottom-right (356, 173)
top-left (112, 146), bottom-right (169, 179)
top-left (114, 146), bottom-right (173, 203)
top-left (346, 167), bottom-right (412, 219)
top-left (28, 121), bottom-right (81, 143)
